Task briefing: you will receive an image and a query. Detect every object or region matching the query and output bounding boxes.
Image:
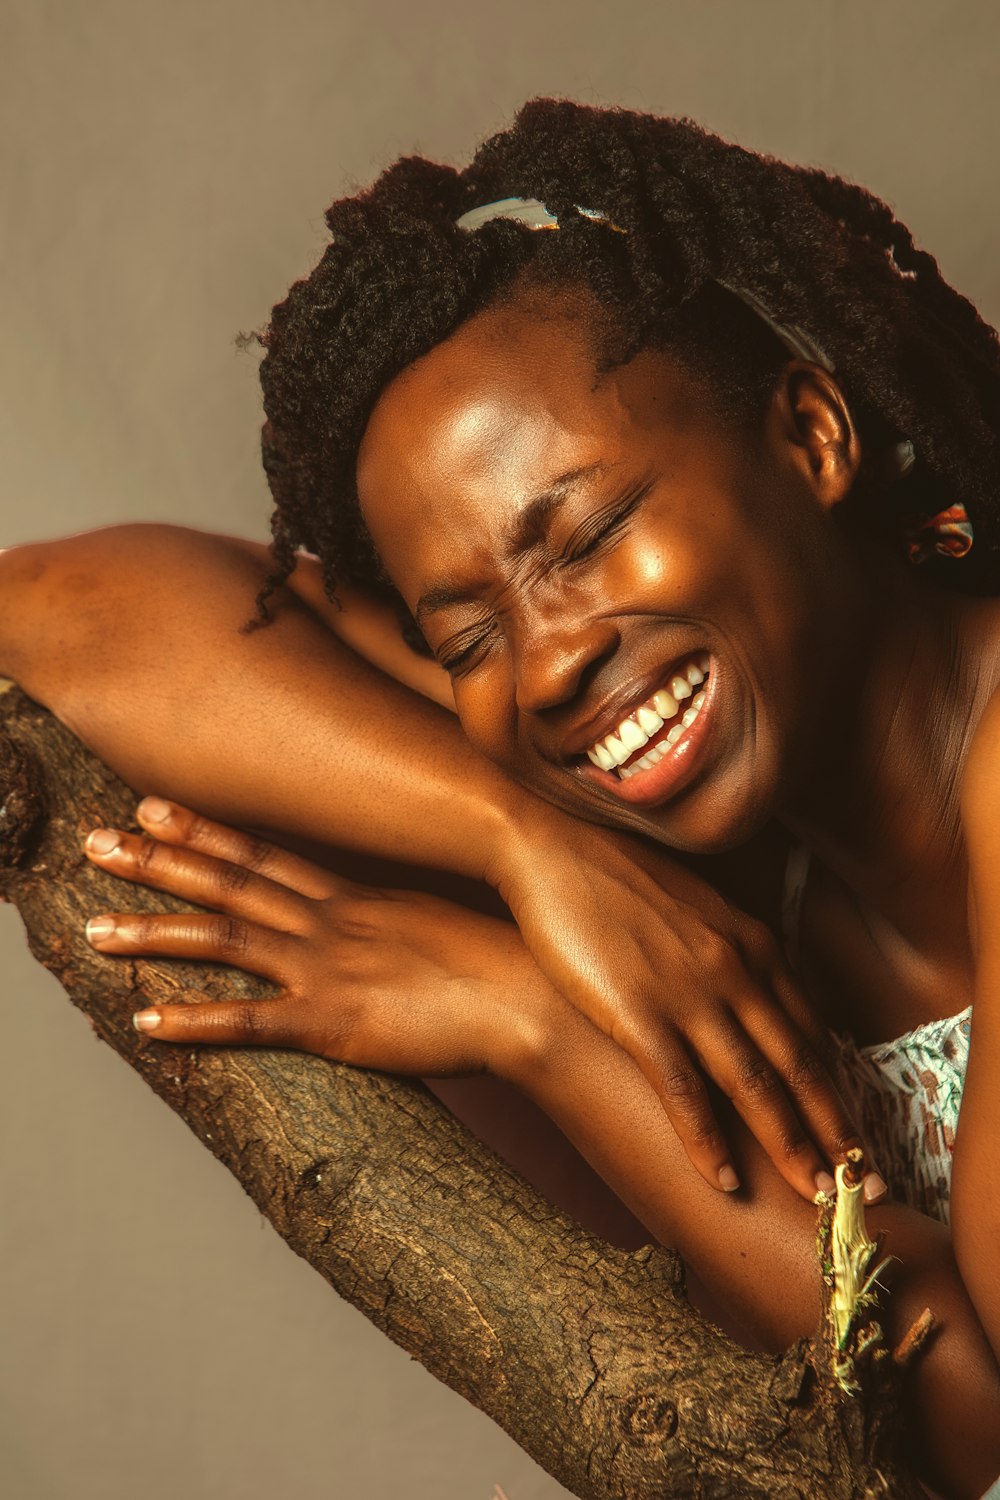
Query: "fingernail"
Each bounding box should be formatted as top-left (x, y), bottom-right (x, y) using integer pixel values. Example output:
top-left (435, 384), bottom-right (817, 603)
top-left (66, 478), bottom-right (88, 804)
top-left (864, 1172), bottom-right (888, 1204)
top-left (815, 1170), bottom-right (837, 1196)
top-left (139, 797), bottom-right (172, 824)
top-left (718, 1164), bottom-right (740, 1192)
top-left (86, 829), bottom-right (123, 856)
top-left (132, 1010), bottom-right (162, 1033)
top-left (86, 916), bottom-right (116, 943)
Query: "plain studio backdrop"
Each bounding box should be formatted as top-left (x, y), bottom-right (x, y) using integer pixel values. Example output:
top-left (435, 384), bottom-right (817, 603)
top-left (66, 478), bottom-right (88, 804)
top-left (2, 3), bottom-right (999, 1497)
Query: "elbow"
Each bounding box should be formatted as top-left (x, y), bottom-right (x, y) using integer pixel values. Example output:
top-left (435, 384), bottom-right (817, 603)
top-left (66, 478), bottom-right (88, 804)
top-left (0, 536), bottom-right (89, 701)
top-left (0, 538), bottom-right (53, 687)
top-left (0, 523), bottom-right (184, 702)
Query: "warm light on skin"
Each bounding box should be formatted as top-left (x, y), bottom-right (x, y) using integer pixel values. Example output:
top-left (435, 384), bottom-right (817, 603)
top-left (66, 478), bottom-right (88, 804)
top-left (355, 290), bottom-right (884, 857)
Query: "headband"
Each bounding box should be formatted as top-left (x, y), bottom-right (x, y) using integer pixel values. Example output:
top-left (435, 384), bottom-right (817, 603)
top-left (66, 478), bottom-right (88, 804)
top-left (455, 196), bottom-right (918, 484)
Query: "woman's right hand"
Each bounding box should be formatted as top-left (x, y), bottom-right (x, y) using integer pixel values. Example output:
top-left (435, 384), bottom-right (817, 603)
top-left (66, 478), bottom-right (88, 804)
top-left (485, 801), bottom-right (879, 1205)
top-left (81, 800), bottom-right (554, 1087)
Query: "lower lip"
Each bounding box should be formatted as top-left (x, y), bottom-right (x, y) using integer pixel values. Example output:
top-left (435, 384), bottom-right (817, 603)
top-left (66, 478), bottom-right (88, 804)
top-left (578, 661), bottom-right (720, 807)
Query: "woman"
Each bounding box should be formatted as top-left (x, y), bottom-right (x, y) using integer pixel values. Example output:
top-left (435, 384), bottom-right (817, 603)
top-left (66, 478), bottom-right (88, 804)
top-left (2, 100), bottom-right (999, 1495)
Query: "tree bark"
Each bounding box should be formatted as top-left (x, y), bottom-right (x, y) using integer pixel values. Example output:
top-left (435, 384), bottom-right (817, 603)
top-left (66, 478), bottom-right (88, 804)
top-left (0, 682), bottom-right (926, 1500)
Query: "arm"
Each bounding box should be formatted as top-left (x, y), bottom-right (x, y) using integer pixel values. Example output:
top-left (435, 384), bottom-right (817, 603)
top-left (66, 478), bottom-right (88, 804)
top-left (0, 524), bottom-right (512, 879)
top-left (953, 686), bottom-right (1000, 1362)
top-left (0, 523), bottom-right (868, 1201)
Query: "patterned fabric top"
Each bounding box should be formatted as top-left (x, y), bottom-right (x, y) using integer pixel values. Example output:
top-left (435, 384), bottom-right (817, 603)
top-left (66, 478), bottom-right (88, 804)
top-left (829, 1011), bottom-right (971, 1223)
top-left (781, 842), bottom-right (970, 1225)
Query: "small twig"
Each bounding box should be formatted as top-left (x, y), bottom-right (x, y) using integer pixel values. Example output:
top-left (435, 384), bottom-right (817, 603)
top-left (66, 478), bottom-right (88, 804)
top-left (892, 1308), bottom-right (935, 1368)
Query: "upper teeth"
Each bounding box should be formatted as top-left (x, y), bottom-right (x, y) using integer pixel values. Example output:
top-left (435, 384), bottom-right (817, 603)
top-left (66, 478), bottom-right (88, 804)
top-left (586, 653), bottom-right (710, 772)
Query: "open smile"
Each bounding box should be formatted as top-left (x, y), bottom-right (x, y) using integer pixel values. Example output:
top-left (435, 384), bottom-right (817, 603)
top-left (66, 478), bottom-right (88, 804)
top-left (575, 651), bottom-right (719, 807)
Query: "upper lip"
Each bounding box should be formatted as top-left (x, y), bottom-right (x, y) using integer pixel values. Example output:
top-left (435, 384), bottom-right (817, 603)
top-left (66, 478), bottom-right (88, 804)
top-left (555, 649), bottom-right (705, 761)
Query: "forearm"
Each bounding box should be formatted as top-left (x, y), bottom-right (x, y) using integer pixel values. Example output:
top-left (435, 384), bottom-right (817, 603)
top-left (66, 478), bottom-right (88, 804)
top-left (505, 984), bottom-right (1000, 1498)
top-left (0, 525), bottom-right (527, 880)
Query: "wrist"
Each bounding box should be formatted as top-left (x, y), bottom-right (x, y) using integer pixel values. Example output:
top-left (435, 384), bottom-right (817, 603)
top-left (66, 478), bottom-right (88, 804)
top-left (481, 927), bottom-right (570, 1088)
top-left (477, 774), bottom-right (557, 892)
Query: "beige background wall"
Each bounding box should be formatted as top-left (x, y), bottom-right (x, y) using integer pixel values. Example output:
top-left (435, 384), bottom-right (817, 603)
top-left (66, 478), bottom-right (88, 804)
top-left (2, 3), bottom-right (999, 1497)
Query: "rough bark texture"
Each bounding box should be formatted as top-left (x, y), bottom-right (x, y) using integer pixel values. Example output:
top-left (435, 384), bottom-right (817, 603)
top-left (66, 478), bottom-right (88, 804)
top-left (0, 683), bottom-right (926, 1500)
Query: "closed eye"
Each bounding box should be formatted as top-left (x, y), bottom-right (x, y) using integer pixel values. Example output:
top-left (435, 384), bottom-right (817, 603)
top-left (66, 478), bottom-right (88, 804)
top-left (562, 482), bottom-right (652, 565)
top-left (438, 623), bottom-right (496, 675)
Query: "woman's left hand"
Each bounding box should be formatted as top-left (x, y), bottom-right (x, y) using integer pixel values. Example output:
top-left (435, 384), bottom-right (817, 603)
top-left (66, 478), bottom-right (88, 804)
top-left (82, 797), bottom-right (542, 1082)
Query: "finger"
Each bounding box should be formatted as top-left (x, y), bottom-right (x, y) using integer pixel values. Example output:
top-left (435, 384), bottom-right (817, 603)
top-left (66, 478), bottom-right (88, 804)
top-left (735, 936), bottom-right (882, 1199)
top-left (84, 827), bottom-right (311, 931)
top-left (131, 993), bottom-right (314, 1051)
top-left (751, 1003), bottom-right (887, 1203)
top-left (85, 910), bottom-right (299, 985)
top-left (641, 1033), bottom-right (743, 1195)
top-left (705, 1012), bottom-right (836, 1203)
top-left (766, 960), bottom-right (885, 1193)
top-left (135, 798), bottom-right (342, 901)
top-left (767, 960), bottom-right (839, 1061)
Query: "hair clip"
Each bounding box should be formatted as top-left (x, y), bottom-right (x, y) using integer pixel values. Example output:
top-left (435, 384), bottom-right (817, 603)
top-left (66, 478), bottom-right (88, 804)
top-left (884, 439), bottom-right (917, 482)
top-left (455, 197), bottom-right (562, 232)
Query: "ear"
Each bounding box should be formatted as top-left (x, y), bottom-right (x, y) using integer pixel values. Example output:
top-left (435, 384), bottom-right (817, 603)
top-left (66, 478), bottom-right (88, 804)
top-left (765, 363), bottom-right (862, 510)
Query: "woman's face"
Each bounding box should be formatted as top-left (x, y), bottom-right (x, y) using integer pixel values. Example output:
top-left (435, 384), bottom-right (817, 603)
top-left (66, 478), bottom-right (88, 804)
top-left (356, 291), bottom-right (866, 852)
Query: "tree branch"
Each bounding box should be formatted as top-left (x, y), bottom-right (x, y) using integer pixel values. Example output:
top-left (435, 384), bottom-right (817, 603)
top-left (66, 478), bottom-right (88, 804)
top-left (0, 683), bottom-right (925, 1498)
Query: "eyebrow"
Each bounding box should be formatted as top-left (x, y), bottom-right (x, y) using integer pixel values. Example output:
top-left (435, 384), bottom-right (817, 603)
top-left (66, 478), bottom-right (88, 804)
top-left (414, 461), bottom-right (612, 625)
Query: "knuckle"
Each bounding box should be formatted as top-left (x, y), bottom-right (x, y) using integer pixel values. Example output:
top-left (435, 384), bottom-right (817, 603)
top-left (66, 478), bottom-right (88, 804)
top-left (331, 895), bottom-right (382, 944)
top-left (240, 835), bottom-right (274, 875)
top-left (129, 914), bottom-right (161, 945)
top-left (785, 1044), bottom-right (825, 1089)
top-left (216, 860), bottom-right (253, 898)
top-left (686, 1119), bottom-right (723, 1154)
top-left (659, 1062), bottom-right (707, 1105)
top-left (132, 837), bottom-right (163, 875)
top-left (736, 1056), bottom-right (782, 1101)
top-left (699, 926), bottom-right (736, 970)
top-left (168, 805), bottom-right (197, 839)
top-left (234, 1001), bottom-right (265, 1038)
top-left (211, 915), bottom-right (249, 955)
top-left (776, 1126), bottom-right (811, 1162)
top-left (741, 920), bottom-right (781, 969)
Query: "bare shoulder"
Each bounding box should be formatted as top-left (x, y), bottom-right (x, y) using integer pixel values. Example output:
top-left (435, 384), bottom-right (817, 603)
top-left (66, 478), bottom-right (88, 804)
top-left (960, 681), bottom-right (1000, 819)
top-left (960, 682), bottom-right (1000, 960)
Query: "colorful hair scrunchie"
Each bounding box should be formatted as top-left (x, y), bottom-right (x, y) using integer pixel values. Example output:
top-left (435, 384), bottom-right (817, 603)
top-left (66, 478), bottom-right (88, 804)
top-left (902, 503), bottom-right (975, 564)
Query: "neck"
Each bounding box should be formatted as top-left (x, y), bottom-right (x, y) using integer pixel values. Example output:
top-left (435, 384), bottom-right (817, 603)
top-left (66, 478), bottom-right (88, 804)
top-left (777, 539), bottom-right (992, 938)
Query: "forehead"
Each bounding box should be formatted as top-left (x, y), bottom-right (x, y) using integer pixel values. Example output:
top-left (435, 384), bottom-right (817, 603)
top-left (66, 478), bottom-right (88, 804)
top-left (354, 295), bottom-right (704, 601)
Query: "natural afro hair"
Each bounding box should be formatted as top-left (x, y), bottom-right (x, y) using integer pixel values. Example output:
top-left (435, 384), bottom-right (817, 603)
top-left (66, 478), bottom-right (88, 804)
top-left (250, 97), bottom-right (1000, 636)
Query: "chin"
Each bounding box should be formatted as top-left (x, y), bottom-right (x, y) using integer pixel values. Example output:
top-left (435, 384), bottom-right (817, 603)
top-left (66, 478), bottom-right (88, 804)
top-left (632, 748), bottom-right (781, 856)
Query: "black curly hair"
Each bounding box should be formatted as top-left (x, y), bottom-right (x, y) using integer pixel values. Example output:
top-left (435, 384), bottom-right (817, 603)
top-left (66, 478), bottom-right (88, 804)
top-left (250, 97), bottom-right (1000, 642)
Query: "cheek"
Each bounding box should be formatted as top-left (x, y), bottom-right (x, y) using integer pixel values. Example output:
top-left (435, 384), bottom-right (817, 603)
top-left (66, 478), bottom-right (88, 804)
top-left (605, 524), bottom-right (729, 615)
top-left (452, 668), bottom-right (519, 766)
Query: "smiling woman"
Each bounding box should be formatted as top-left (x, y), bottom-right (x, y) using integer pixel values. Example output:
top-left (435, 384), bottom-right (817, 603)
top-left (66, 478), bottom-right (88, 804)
top-left (4, 97), bottom-right (1000, 1499)
top-left (353, 289), bottom-right (868, 847)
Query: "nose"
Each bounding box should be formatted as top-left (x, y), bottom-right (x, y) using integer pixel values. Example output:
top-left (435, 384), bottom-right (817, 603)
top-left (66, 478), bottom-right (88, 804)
top-left (512, 600), bottom-right (618, 715)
